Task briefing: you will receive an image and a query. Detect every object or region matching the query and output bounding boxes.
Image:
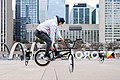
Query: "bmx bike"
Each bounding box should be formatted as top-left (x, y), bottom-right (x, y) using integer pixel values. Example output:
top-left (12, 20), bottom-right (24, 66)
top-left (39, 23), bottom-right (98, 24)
top-left (34, 39), bottom-right (79, 73)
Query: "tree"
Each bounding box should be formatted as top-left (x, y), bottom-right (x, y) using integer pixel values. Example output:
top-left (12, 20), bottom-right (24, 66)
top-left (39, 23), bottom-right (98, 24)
top-left (90, 42), bottom-right (104, 51)
top-left (73, 39), bottom-right (85, 50)
top-left (105, 41), bottom-right (120, 50)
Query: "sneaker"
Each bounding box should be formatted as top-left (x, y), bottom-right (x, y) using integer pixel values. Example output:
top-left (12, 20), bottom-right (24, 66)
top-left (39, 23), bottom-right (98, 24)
top-left (43, 56), bottom-right (50, 61)
top-left (44, 53), bottom-right (51, 58)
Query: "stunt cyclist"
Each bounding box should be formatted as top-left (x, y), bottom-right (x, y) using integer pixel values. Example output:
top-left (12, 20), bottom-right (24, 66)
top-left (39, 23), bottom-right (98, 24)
top-left (35, 15), bottom-right (65, 60)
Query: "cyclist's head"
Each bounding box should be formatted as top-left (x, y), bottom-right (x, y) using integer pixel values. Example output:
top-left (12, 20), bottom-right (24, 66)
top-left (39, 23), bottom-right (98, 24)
top-left (56, 15), bottom-right (65, 25)
top-left (59, 18), bottom-right (65, 24)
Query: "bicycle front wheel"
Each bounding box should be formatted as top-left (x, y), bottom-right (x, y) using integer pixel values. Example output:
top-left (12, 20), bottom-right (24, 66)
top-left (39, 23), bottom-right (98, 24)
top-left (68, 54), bottom-right (74, 73)
top-left (35, 50), bottom-right (50, 66)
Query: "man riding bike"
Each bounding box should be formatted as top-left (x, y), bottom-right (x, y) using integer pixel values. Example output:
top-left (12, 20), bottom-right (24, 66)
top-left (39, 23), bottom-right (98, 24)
top-left (35, 15), bottom-right (65, 60)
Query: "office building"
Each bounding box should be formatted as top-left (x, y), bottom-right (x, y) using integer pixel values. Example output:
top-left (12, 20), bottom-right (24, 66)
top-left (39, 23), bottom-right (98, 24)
top-left (70, 3), bottom-right (98, 24)
top-left (26, 24), bottom-right (38, 42)
top-left (26, 24), bottom-right (99, 43)
top-left (92, 4), bottom-right (99, 24)
top-left (65, 4), bottom-right (69, 24)
top-left (15, 0), bottom-right (39, 41)
top-left (99, 0), bottom-right (120, 43)
top-left (0, 0), bottom-right (13, 51)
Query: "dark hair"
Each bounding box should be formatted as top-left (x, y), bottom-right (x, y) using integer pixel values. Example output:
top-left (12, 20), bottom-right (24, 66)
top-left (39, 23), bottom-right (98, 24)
top-left (56, 15), bottom-right (65, 24)
top-left (59, 18), bottom-right (65, 24)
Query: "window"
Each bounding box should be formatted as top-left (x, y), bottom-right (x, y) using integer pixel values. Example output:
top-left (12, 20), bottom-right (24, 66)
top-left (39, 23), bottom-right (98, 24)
top-left (105, 0), bottom-right (112, 2)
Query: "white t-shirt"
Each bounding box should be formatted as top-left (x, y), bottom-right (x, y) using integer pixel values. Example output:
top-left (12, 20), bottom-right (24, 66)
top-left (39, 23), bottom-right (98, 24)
top-left (36, 17), bottom-right (62, 46)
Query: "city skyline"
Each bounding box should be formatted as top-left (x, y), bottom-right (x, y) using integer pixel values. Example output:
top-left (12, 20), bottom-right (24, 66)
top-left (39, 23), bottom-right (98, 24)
top-left (12, 0), bottom-right (99, 18)
top-left (12, 0), bottom-right (99, 11)
top-left (2, 0), bottom-right (120, 52)
top-left (66, 0), bottom-right (99, 9)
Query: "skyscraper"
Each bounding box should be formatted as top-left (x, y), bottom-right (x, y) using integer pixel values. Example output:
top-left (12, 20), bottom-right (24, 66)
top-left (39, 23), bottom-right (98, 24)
top-left (92, 4), bottom-right (99, 24)
top-left (0, 0), bottom-right (13, 51)
top-left (47, 0), bottom-right (65, 19)
top-left (65, 4), bottom-right (69, 24)
top-left (70, 3), bottom-right (98, 24)
top-left (15, 0), bottom-right (39, 41)
top-left (99, 0), bottom-right (120, 43)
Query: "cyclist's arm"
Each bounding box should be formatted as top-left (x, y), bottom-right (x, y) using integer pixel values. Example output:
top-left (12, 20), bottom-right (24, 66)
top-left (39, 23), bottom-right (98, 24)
top-left (56, 27), bottom-right (64, 43)
top-left (56, 27), bottom-right (62, 39)
top-left (49, 25), bottom-right (56, 46)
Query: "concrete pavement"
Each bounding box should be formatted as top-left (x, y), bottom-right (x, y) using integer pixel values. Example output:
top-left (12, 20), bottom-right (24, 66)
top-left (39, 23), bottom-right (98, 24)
top-left (0, 59), bottom-right (120, 80)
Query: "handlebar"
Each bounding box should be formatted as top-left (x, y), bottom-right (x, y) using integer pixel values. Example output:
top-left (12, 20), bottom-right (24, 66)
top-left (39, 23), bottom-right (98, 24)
top-left (55, 39), bottom-right (83, 49)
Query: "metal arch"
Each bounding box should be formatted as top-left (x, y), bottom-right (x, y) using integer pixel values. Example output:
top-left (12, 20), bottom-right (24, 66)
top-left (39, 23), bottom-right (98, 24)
top-left (0, 43), bottom-right (10, 54)
top-left (9, 42), bottom-right (25, 59)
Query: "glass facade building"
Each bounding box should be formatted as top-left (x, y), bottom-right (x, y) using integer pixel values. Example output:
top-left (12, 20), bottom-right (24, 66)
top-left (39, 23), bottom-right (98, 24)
top-left (71, 3), bottom-right (98, 24)
top-left (15, 0), bottom-right (39, 41)
top-left (92, 9), bottom-right (96, 24)
top-left (21, 0), bottom-right (39, 23)
top-left (73, 3), bottom-right (90, 24)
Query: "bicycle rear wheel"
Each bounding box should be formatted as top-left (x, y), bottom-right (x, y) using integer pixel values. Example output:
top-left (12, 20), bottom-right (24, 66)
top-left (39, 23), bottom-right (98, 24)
top-left (68, 54), bottom-right (74, 73)
top-left (25, 60), bottom-right (28, 66)
top-left (98, 58), bottom-right (104, 64)
top-left (35, 50), bottom-right (50, 66)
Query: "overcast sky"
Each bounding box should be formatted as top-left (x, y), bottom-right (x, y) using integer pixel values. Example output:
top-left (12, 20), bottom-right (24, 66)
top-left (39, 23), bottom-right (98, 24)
top-left (12, 0), bottom-right (15, 11)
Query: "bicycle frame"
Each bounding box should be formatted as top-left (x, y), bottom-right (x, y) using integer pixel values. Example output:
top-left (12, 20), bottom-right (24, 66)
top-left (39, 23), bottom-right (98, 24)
top-left (34, 39), bottom-right (82, 72)
top-left (52, 39), bottom-right (79, 59)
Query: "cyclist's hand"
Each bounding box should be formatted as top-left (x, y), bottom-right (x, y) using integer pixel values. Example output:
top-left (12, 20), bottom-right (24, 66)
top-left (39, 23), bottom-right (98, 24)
top-left (50, 46), bottom-right (55, 51)
top-left (60, 38), bottom-right (64, 43)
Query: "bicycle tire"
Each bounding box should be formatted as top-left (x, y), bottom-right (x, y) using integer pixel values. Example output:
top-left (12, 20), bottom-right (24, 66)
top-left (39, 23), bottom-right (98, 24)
top-left (98, 58), bottom-right (104, 64)
top-left (35, 50), bottom-right (50, 66)
top-left (25, 60), bottom-right (28, 66)
top-left (68, 54), bottom-right (74, 73)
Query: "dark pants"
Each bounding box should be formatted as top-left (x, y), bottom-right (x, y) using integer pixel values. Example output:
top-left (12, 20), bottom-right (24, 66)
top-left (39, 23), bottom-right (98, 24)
top-left (35, 30), bottom-right (52, 56)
